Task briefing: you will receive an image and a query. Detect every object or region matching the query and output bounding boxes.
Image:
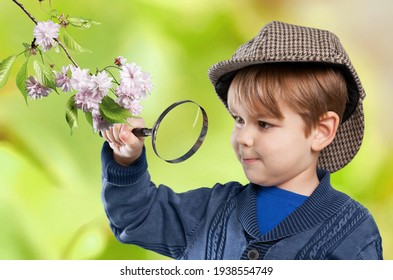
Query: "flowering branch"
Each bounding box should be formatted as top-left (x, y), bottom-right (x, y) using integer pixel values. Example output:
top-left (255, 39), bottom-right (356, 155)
top-left (0, 0), bottom-right (153, 134)
top-left (12, 0), bottom-right (78, 68)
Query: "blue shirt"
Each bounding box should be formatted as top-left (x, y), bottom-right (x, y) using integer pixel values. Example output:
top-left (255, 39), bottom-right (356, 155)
top-left (257, 186), bottom-right (308, 234)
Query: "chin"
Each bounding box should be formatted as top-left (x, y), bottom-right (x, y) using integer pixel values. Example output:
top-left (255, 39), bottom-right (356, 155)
top-left (247, 177), bottom-right (273, 187)
top-left (243, 168), bottom-right (278, 186)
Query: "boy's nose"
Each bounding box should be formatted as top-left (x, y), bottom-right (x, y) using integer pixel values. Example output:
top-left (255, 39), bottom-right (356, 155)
top-left (235, 126), bottom-right (255, 147)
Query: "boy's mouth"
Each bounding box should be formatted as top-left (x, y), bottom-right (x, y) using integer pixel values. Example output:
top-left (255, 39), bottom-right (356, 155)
top-left (241, 157), bottom-right (260, 165)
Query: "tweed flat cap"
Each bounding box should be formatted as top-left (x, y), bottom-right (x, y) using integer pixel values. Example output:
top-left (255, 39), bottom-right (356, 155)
top-left (208, 21), bottom-right (365, 172)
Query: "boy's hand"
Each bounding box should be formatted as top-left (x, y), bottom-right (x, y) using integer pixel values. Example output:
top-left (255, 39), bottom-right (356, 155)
top-left (101, 118), bottom-right (145, 166)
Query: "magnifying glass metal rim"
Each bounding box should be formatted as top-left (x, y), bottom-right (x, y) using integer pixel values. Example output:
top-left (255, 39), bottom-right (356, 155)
top-left (133, 100), bottom-right (208, 163)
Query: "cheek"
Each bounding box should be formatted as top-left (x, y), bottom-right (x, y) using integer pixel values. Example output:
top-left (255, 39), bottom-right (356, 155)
top-left (261, 131), bottom-right (302, 156)
top-left (279, 132), bottom-right (312, 158)
top-left (230, 130), bottom-right (240, 154)
top-left (230, 130), bottom-right (236, 145)
top-left (230, 131), bottom-right (237, 148)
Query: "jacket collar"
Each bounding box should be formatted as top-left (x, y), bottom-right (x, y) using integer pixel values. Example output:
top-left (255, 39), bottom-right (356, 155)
top-left (236, 169), bottom-right (350, 241)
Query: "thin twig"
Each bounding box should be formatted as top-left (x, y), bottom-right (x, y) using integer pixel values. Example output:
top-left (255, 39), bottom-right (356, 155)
top-left (12, 0), bottom-right (79, 68)
top-left (55, 38), bottom-right (79, 68)
top-left (103, 67), bottom-right (121, 85)
top-left (12, 0), bottom-right (38, 24)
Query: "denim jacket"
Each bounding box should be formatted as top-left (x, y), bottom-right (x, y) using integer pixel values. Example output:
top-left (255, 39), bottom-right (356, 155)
top-left (101, 143), bottom-right (383, 260)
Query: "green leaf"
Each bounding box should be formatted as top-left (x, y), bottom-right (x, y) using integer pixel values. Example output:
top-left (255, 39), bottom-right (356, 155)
top-left (50, 9), bottom-right (58, 18)
top-left (99, 96), bottom-right (132, 124)
top-left (33, 60), bottom-right (57, 90)
top-left (53, 44), bottom-right (61, 54)
top-left (65, 95), bottom-right (78, 133)
top-left (67, 17), bottom-right (100, 29)
top-left (85, 111), bottom-right (93, 127)
top-left (0, 55), bottom-right (17, 89)
top-left (16, 59), bottom-right (29, 104)
top-left (62, 30), bottom-right (91, 53)
top-left (22, 43), bottom-right (31, 58)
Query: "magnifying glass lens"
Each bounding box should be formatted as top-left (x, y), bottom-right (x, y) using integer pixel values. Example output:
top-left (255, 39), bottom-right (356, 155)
top-left (154, 102), bottom-right (204, 161)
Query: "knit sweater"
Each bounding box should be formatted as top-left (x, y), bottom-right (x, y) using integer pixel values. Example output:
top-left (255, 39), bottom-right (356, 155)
top-left (101, 142), bottom-right (383, 260)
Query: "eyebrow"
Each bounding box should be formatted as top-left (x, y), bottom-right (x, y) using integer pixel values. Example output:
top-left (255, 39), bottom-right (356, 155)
top-left (255, 112), bottom-right (278, 119)
top-left (228, 94), bottom-right (284, 118)
top-left (228, 107), bottom-right (277, 120)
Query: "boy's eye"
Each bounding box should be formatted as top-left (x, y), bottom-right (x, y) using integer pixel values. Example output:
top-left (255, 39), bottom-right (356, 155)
top-left (258, 121), bottom-right (272, 129)
top-left (233, 116), bottom-right (244, 124)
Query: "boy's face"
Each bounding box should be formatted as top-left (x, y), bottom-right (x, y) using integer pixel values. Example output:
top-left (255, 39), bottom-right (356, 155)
top-left (228, 91), bottom-right (319, 194)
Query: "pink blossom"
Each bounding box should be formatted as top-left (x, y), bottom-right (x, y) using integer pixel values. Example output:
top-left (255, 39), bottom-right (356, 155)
top-left (92, 111), bottom-right (112, 132)
top-left (70, 66), bottom-right (90, 91)
top-left (54, 65), bottom-right (72, 92)
top-left (71, 68), bottom-right (113, 114)
top-left (33, 20), bottom-right (60, 52)
top-left (118, 62), bottom-right (153, 99)
top-left (115, 62), bottom-right (153, 115)
top-left (26, 76), bottom-right (52, 99)
top-left (139, 72), bottom-right (153, 99)
top-left (116, 95), bottom-right (143, 116)
top-left (115, 83), bottom-right (139, 99)
top-left (89, 70), bottom-right (113, 98)
top-left (74, 87), bottom-right (101, 112)
top-left (120, 63), bottom-right (142, 88)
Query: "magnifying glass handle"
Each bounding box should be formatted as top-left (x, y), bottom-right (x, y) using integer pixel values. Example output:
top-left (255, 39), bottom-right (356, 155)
top-left (132, 128), bottom-right (153, 137)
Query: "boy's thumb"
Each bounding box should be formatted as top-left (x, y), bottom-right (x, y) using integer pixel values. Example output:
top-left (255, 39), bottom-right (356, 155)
top-left (119, 130), bottom-right (131, 144)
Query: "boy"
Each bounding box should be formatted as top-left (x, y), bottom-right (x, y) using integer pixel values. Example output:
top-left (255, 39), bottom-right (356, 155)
top-left (101, 21), bottom-right (383, 259)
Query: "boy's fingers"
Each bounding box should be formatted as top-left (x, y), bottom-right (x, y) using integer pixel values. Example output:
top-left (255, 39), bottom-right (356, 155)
top-left (117, 118), bottom-right (146, 144)
top-left (102, 127), bottom-right (116, 144)
top-left (112, 124), bottom-right (124, 145)
top-left (127, 117), bottom-right (145, 130)
top-left (119, 127), bottom-right (143, 147)
top-left (101, 129), bottom-right (109, 142)
top-left (119, 129), bottom-right (133, 144)
top-left (101, 118), bottom-right (146, 164)
top-left (101, 118), bottom-right (146, 149)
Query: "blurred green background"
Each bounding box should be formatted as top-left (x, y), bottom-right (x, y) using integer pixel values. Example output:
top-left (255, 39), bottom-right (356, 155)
top-left (0, 0), bottom-right (392, 260)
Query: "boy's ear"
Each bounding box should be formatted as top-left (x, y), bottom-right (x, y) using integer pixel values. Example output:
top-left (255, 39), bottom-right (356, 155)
top-left (311, 111), bottom-right (340, 152)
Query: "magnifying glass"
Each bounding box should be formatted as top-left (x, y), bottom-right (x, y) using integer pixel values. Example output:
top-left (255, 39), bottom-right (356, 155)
top-left (132, 100), bottom-right (208, 163)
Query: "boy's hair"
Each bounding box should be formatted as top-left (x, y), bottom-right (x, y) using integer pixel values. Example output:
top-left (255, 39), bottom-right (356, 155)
top-left (228, 63), bottom-right (348, 137)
